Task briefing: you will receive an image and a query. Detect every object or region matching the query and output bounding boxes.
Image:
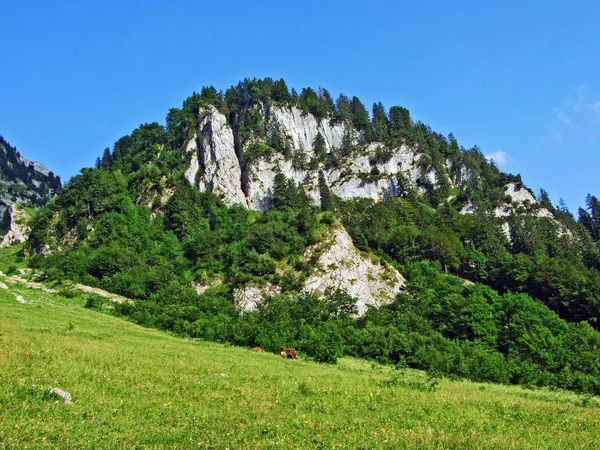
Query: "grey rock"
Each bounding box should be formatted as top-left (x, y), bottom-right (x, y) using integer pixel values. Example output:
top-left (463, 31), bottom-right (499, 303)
top-left (50, 388), bottom-right (72, 404)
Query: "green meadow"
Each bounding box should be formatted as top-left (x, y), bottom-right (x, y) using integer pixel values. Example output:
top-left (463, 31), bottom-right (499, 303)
top-left (1, 254), bottom-right (600, 449)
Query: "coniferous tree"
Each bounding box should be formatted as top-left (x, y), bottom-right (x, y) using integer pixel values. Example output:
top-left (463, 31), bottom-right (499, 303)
top-left (272, 78), bottom-right (292, 104)
top-left (312, 132), bottom-right (327, 160)
top-left (389, 106), bottom-right (412, 141)
top-left (272, 172), bottom-right (298, 209)
top-left (372, 102), bottom-right (390, 142)
top-left (350, 96), bottom-right (373, 141)
top-left (538, 188), bottom-right (552, 209)
top-left (272, 173), bottom-right (288, 209)
top-left (585, 194), bottom-right (600, 241)
top-left (290, 87), bottom-right (299, 105)
top-left (318, 170), bottom-right (334, 212)
top-left (319, 88), bottom-right (336, 117)
top-left (335, 94), bottom-right (353, 123)
top-left (101, 147), bottom-right (112, 168)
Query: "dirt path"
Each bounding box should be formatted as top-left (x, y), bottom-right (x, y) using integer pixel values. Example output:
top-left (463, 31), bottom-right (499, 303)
top-left (0, 270), bottom-right (132, 305)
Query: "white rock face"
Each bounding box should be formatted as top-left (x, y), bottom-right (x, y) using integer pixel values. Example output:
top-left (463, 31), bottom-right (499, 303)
top-left (504, 183), bottom-right (536, 204)
top-left (186, 105), bottom-right (439, 211)
top-left (233, 283), bottom-right (281, 312)
top-left (184, 137), bottom-right (200, 187)
top-left (192, 106), bottom-right (247, 206)
top-left (0, 204), bottom-right (30, 248)
top-left (269, 106), bottom-right (346, 152)
top-left (461, 183), bottom-right (564, 239)
top-left (303, 226), bottom-right (405, 315)
top-left (232, 227), bottom-right (404, 315)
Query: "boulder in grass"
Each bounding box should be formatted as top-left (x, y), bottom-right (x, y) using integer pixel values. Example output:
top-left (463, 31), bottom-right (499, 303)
top-left (50, 388), bottom-right (72, 404)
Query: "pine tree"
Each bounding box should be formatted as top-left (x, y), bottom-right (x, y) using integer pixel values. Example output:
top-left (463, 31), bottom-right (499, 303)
top-left (335, 94), bottom-right (353, 122)
top-left (538, 188), bottom-right (552, 209)
top-left (350, 96), bottom-right (372, 141)
top-left (578, 207), bottom-right (596, 241)
top-left (318, 170), bottom-right (334, 212)
top-left (372, 102), bottom-right (389, 142)
top-left (272, 173), bottom-right (289, 209)
top-left (319, 88), bottom-right (335, 117)
top-left (100, 147), bottom-right (112, 168)
top-left (389, 106), bottom-right (412, 141)
top-left (272, 78), bottom-right (292, 104)
top-left (585, 194), bottom-right (600, 241)
top-left (272, 172), bottom-right (298, 210)
top-left (312, 132), bottom-right (327, 160)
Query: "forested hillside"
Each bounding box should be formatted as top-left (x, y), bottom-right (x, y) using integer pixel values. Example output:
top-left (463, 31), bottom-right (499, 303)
top-left (25, 78), bottom-right (600, 394)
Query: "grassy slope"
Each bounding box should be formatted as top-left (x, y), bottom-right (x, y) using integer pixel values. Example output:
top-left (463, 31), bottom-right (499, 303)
top-left (1, 261), bottom-right (600, 448)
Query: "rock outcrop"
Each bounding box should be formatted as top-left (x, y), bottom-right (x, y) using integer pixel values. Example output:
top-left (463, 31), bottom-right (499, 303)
top-left (184, 105), bottom-right (438, 211)
top-left (185, 106), bottom-right (246, 206)
top-left (233, 226), bottom-right (405, 316)
top-left (233, 283), bottom-right (281, 312)
top-left (303, 226), bottom-right (405, 315)
top-left (0, 204), bottom-right (31, 248)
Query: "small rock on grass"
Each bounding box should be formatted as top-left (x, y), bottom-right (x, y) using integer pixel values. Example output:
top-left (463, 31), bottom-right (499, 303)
top-left (50, 388), bottom-right (72, 404)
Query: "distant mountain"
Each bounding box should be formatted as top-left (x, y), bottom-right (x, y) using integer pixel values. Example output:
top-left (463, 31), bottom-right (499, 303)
top-left (0, 135), bottom-right (61, 228)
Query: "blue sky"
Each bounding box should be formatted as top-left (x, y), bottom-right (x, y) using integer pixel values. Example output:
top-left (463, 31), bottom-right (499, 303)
top-left (1, 0), bottom-right (598, 212)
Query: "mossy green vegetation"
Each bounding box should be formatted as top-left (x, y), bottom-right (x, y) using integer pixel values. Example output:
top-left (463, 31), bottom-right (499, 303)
top-left (1, 284), bottom-right (600, 449)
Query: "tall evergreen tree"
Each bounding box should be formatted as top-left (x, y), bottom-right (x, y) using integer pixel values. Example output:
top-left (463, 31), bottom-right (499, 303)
top-left (335, 94), bottom-right (353, 123)
top-left (100, 147), bottom-right (112, 168)
top-left (272, 172), bottom-right (298, 209)
top-left (319, 88), bottom-right (336, 117)
top-left (585, 194), bottom-right (600, 241)
top-left (318, 170), bottom-right (334, 212)
top-left (272, 78), bottom-right (292, 104)
top-left (538, 188), bottom-right (552, 209)
top-left (372, 102), bottom-right (390, 142)
top-left (389, 106), bottom-right (412, 141)
top-left (313, 132), bottom-right (327, 160)
top-left (348, 97), bottom-right (373, 142)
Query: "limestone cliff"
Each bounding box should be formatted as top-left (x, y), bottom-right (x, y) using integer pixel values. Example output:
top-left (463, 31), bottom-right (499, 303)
top-left (184, 105), bottom-right (437, 211)
top-left (303, 226), bottom-right (405, 315)
top-left (233, 226), bottom-right (405, 316)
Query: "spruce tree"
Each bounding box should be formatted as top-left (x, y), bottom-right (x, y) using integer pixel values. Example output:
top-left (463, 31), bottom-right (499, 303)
top-left (318, 170), bottom-right (334, 212)
top-left (335, 94), bottom-right (353, 122)
top-left (312, 132), bottom-right (327, 160)
top-left (389, 106), bottom-right (412, 141)
top-left (100, 147), bottom-right (112, 168)
top-left (350, 96), bottom-right (373, 141)
top-left (372, 102), bottom-right (389, 142)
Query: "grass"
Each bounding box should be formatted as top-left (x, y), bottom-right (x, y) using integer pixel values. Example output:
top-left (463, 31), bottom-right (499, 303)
top-left (1, 274), bottom-right (600, 448)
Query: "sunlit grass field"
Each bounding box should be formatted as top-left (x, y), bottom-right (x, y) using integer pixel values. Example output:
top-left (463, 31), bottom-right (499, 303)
top-left (1, 247), bottom-right (600, 448)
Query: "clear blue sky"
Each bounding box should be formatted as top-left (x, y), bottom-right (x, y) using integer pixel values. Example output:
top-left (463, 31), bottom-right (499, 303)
top-left (1, 0), bottom-right (598, 212)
